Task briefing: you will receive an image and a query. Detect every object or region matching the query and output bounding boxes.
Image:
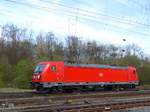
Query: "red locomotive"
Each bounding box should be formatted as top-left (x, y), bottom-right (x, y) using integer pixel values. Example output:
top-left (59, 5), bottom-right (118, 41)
top-left (31, 61), bottom-right (139, 91)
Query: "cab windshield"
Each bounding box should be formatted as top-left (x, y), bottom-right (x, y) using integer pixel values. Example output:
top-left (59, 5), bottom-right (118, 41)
top-left (34, 64), bottom-right (46, 74)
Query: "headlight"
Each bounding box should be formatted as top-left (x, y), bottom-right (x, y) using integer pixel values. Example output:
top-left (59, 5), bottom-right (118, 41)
top-left (33, 75), bottom-right (36, 79)
top-left (37, 75), bottom-right (41, 79)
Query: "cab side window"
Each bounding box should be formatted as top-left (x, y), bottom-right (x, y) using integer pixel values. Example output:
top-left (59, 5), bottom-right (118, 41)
top-left (51, 65), bottom-right (56, 72)
top-left (133, 70), bottom-right (136, 74)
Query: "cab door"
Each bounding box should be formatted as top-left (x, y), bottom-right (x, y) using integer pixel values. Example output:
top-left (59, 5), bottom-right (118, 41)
top-left (50, 62), bottom-right (64, 82)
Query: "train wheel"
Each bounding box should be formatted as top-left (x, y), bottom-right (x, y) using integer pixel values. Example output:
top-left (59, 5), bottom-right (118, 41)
top-left (57, 87), bottom-right (62, 93)
top-left (131, 84), bottom-right (136, 88)
top-left (104, 85), bottom-right (113, 91)
top-left (63, 87), bottom-right (73, 93)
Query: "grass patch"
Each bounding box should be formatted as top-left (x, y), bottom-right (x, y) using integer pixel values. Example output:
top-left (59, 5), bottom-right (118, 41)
top-left (0, 88), bottom-right (32, 93)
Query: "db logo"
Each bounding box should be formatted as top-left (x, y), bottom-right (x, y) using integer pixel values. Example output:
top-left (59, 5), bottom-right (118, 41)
top-left (99, 73), bottom-right (103, 77)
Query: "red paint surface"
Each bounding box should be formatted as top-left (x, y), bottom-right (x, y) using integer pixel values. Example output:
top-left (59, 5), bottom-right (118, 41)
top-left (32, 61), bottom-right (139, 83)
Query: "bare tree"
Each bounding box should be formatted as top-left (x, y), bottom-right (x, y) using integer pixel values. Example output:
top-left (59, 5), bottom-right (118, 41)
top-left (1, 24), bottom-right (33, 64)
top-left (65, 36), bottom-right (82, 63)
top-left (35, 32), bottom-right (64, 61)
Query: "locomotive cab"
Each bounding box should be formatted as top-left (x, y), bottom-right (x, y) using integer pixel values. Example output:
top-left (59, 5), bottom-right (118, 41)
top-left (31, 61), bottom-right (64, 90)
top-left (130, 66), bottom-right (139, 84)
top-left (31, 63), bottom-right (47, 89)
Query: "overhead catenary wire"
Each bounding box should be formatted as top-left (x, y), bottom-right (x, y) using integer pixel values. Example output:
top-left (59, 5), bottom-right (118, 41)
top-left (2, 0), bottom-right (150, 37)
top-left (41, 0), bottom-right (150, 27)
top-left (4, 0), bottom-right (150, 28)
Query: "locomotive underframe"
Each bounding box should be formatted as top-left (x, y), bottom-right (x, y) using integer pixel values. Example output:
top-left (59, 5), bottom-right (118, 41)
top-left (31, 81), bottom-right (139, 91)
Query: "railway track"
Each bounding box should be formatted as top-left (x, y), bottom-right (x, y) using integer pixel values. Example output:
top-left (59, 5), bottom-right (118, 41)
top-left (0, 92), bottom-right (34, 99)
top-left (1, 89), bottom-right (150, 111)
top-left (1, 95), bottom-right (150, 112)
top-left (0, 89), bottom-right (149, 99)
top-left (0, 88), bottom-right (142, 96)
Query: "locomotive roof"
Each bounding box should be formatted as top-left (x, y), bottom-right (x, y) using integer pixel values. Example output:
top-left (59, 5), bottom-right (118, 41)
top-left (65, 63), bottom-right (129, 69)
top-left (38, 61), bottom-right (131, 69)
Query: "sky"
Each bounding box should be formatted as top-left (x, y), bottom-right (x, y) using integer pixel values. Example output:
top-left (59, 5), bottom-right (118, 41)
top-left (0, 0), bottom-right (150, 55)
